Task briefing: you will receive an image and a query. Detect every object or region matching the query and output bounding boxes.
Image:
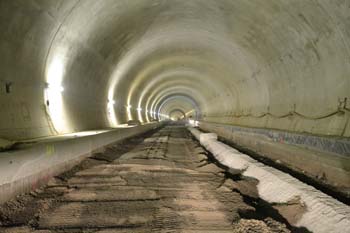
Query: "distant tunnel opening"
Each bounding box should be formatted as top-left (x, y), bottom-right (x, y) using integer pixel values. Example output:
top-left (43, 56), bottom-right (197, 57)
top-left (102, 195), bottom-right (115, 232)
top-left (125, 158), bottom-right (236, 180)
top-left (169, 109), bottom-right (186, 121)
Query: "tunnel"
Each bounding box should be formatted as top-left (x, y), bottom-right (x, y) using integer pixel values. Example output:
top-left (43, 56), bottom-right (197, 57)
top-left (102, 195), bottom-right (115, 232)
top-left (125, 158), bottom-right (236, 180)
top-left (0, 1), bottom-right (350, 232)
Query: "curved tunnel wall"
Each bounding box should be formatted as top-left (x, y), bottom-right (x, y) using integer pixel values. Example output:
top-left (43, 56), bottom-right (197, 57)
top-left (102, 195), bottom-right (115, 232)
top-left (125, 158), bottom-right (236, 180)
top-left (0, 0), bottom-right (349, 141)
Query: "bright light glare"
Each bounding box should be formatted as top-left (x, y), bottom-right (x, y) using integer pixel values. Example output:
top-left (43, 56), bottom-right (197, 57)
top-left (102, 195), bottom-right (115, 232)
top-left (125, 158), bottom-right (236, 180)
top-left (126, 104), bottom-right (133, 121)
top-left (108, 100), bottom-right (116, 106)
top-left (107, 81), bottom-right (119, 126)
top-left (107, 99), bottom-right (118, 127)
top-left (45, 56), bottom-right (68, 133)
top-left (47, 83), bottom-right (64, 93)
top-left (47, 58), bottom-right (63, 87)
top-left (145, 109), bottom-right (150, 123)
top-left (158, 113), bottom-right (170, 120)
top-left (188, 119), bottom-right (199, 127)
top-left (137, 106), bottom-right (143, 123)
top-left (70, 130), bottom-right (109, 137)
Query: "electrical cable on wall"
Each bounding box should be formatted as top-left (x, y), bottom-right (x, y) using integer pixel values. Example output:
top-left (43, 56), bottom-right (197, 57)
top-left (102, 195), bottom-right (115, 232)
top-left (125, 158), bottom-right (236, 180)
top-left (210, 98), bottom-right (350, 120)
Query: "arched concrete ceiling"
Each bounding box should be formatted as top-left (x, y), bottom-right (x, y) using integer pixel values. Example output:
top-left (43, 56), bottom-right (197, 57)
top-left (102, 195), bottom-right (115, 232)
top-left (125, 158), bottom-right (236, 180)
top-left (0, 0), bottom-right (349, 140)
top-left (158, 95), bottom-right (199, 120)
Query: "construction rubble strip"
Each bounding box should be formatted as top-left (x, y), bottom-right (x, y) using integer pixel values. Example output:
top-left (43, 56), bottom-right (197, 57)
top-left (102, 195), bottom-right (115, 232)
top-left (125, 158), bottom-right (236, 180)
top-left (188, 127), bottom-right (350, 233)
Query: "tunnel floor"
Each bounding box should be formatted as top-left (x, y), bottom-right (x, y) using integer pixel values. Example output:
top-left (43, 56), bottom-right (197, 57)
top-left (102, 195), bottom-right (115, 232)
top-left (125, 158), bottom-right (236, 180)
top-left (0, 125), bottom-right (292, 233)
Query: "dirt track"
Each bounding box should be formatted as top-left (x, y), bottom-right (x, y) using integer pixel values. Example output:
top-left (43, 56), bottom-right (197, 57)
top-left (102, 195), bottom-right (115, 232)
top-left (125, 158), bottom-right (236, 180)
top-left (0, 125), bottom-right (293, 233)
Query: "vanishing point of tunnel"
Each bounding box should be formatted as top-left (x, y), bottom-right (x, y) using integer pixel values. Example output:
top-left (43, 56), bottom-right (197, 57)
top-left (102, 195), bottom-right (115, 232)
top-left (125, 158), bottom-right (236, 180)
top-left (0, 1), bottom-right (350, 233)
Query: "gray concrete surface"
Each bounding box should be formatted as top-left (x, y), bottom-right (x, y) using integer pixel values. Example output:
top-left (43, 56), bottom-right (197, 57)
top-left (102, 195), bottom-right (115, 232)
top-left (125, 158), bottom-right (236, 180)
top-left (0, 123), bottom-right (161, 204)
top-left (199, 122), bottom-right (350, 156)
top-left (198, 121), bottom-right (350, 198)
top-left (0, 0), bottom-right (349, 140)
top-left (0, 1), bottom-right (350, 227)
top-left (0, 138), bottom-right (14, 151)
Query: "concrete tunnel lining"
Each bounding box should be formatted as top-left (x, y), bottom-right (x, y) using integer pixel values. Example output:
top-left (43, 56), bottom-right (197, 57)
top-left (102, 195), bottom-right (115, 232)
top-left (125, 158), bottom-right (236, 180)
top-left (0, 0), bottom-right (350, 230)
top-left (156, 94), bottom-right (201, 119)
top-left (168, 109), bottom-right (187, 120)
top-left (1, 0), bottom-right (350, 140)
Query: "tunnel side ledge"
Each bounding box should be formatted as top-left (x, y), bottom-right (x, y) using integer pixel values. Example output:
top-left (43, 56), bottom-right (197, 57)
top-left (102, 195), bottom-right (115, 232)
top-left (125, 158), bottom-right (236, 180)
top-left (0, 123), bottom-right (163, 204)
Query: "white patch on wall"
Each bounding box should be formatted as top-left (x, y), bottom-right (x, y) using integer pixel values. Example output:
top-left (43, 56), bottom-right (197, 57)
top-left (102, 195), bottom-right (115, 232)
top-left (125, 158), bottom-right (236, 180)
top-left (126, 104), bottom-right (133, 121)
top-left (137, 106), bottom-right (143, 123)
top-left (45, 56), bottom-right (69, 134)
top-left (107, 99), bottom-right (118, 127)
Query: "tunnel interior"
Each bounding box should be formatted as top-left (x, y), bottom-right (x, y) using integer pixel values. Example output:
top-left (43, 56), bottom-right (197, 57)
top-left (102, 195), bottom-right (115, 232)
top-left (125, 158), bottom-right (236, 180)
top-left (1, 0), bottom-right (349, 141)
top-left (0, 1), bottom-right (350, 231)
